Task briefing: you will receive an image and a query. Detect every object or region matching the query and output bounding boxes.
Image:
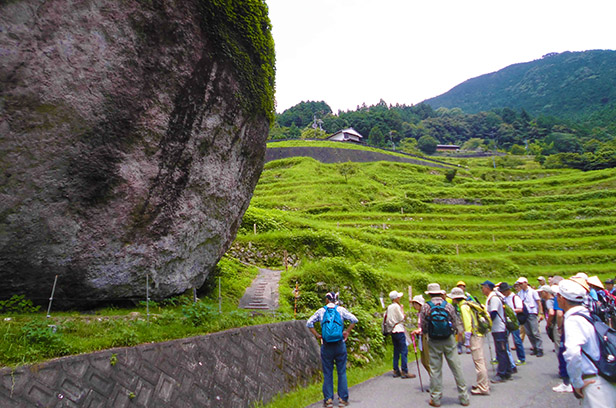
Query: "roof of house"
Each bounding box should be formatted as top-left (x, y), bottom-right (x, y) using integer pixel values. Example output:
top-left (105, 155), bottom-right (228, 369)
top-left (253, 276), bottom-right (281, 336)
top-left (330, 127), bottom-right (364, 139)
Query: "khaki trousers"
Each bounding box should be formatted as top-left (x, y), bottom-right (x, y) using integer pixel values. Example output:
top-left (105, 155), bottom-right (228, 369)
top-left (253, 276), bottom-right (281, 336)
top-left (582, 375), bottom-right (616, 408)
top-left (428, 335), bottom-right (469, 405)
top-left (470, 335), bottom-right (489, 393)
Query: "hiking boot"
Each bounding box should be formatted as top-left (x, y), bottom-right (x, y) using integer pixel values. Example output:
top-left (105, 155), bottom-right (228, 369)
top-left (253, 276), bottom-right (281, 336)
top-left (552, 383), bottom-right (573, 393)
top-left (460, 400), bottom-right (470, 407)
top-left (392, 370), bottom-right (401, 378)
top-left (471, 388), bottom-right (490, 396)
top-left (429, 400), bottom-right (441, 407)
top-left (490, 375), bottom-right (507, 383)
top-left (323, 398), bottom-right (334, 408)
top-left (529, 349), bottom-right (536, 355)
top-left (490, 358), bottom-right (498, 365)
top-left (401, 371), bottom-right (416, 379)
top-left (339, 400), bottom-right (350, 407)
top-left (511, 367), bottom-right (518, 374)
top-left (536, 349), bottom-right (544, 357)
top-left (515, 359), bottom-right (526, 365)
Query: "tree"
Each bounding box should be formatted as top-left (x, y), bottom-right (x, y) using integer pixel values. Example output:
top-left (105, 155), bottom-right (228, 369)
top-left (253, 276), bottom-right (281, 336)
top-left (444, 169), bottom-right (457, 183)
top-left (336, 161), bottom-right (357, 183)
top-left (417, 135), bottom-right (438, 155)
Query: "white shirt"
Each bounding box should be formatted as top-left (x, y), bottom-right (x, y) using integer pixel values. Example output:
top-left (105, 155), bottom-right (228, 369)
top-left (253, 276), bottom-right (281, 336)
top-left (518, 287), bottom-right (540, 314)
top-left (563, 305), bottom-right (601, 389)
top-left (487, 291), bottom-right (506, 333)
top-left (386, 302), bottom-right (405, 333)
top-left (504, 293), bottom-right (523, 312)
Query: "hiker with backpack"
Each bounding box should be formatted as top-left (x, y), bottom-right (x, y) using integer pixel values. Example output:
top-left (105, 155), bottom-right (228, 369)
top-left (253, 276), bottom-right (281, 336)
top-left (449, 287), bottom-right (491, 396)
top-left (384, 290), bottom-right (416, 379)
top-left (558, 279), bottom-right (616, 407)
top-left (482, 280), bottom-right (513, 383)
top-left (307, 292), bottom-right (358, 408)
top-left (516, 277), bottom-right (545, 357)
top-left (498, 282), bottom-right (526, 366)
top-left (416, 283), bottom-right (469, 407)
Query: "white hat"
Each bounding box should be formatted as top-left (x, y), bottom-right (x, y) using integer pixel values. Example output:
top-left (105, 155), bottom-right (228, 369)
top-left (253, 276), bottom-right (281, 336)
top-left (425, 283), bottom-right (446, 295)
top-left (538, 285), bottom-right (554, 295)
top-left (516, 277), bottom-right (528, 284)
top-left (572, 272), bottom-right (589, 280)
top-left (537, 276), bottom-right (546, 282)
top-left (550, 285), bottom-right (560, 295)
top-left (558, 279), bottom-right (586, 303)
top-left (389, 290), bottom-right (403, 301)
top-left (448, 287), bottom-right (466, 299)
top-left (411, 295), bottom-right (425, 306)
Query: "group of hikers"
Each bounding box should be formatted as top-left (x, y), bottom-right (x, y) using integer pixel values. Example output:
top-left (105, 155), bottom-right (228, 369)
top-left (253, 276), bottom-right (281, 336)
top-left (306, 274), bottom-right (616, 408)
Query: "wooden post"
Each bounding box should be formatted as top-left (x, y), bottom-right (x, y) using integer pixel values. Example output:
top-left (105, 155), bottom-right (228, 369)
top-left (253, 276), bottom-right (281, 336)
top-left (293, 282), bottom-right (299, 319)
top-left (401, 207), bottom-right (404, 214)
top-left (382, 223), bottom-right (386, 230)
top-left (253, 223), bottom-right (257, 235)
top-left (492, 234), bottom-right (496, 243)
top-left (408, 286), bottom-right (413, 305)
top-left (456, 244), bottom-right (459, 256)
top-left (283, 249), bottom-right (288, 273)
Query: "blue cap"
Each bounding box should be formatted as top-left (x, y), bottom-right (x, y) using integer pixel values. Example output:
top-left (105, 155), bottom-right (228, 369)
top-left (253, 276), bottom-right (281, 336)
top-left (481, 280), bottom-right (495, 289)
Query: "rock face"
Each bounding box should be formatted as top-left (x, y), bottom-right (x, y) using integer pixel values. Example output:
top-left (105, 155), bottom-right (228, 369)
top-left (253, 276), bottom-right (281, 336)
top-left (0, 1), bottom-right (275, 306)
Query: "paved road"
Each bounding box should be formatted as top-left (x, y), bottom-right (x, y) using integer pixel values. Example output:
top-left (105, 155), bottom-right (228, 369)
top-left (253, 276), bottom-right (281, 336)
top-left (306, 331), bottom-right (580, 407)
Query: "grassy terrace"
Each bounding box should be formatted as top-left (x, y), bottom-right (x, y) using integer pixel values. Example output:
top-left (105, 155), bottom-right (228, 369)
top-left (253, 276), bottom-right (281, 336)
top-left (236, 153), bottom-right (616, 301)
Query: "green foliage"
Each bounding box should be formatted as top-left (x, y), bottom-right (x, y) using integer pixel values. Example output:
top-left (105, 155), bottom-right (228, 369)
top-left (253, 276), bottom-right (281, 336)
top-left (0, 295), bottom-right (40, 314)
top-left (444, 168), bottom-right (457, 183)
top-left (197, 0), bottom-right (276, 123)
top-left (417, 135), bottom-right (438, 154)
top-left (336, 161), bottom-right (358, 183)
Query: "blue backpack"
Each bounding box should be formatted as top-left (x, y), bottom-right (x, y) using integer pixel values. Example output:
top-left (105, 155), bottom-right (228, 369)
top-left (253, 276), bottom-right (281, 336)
top-left (427, 300), bottom-right (454, 340)
top-left (321, 306), bottom-right (344, 343)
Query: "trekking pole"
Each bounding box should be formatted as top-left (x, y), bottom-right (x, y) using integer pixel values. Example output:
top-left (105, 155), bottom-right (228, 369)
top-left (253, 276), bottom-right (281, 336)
top-left (410, 334), bottom-right (424, 392)
top-left (487, 332), bottom-right (495, 374)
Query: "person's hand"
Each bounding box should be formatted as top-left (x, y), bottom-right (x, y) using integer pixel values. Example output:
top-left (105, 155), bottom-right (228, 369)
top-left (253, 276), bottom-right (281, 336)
top-left (539, 314), bottom-right (544, 322)
top-left (573, 379), bottom-right (595, 399)
top-left (343, 330), bottom-right (350, 341)
top-left (411, 329), bottom-right (421, 336)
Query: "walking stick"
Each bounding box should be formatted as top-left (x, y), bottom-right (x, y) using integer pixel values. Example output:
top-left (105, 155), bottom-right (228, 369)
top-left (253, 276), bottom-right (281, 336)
top-left (410, 334), bottom-right (424, 392)
top-left (487, 332), bottom-right (495, 374)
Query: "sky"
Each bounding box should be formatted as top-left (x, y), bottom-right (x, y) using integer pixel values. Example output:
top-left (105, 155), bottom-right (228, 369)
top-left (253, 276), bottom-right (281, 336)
top-left (265, 0), bottom-right (616, 114)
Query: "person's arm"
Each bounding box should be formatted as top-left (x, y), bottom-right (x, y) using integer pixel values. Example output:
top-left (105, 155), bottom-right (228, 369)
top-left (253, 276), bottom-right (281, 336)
top-left (563, 316), bottom-right (594, 393)
top-left (343, 322), bottom-right (355, 341)
top-left (534, 291), bottom-right (544, 320)
top-left (309, 327), bottom-right (322, 341)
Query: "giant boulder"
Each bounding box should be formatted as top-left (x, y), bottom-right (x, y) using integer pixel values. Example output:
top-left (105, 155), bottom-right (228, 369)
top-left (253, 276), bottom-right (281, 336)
top-left (0, 0), bottom-right (275, 306)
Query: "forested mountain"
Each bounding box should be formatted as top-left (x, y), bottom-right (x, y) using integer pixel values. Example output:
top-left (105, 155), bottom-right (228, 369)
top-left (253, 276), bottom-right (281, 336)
top-left (424, 50), bottom-right (616, 120)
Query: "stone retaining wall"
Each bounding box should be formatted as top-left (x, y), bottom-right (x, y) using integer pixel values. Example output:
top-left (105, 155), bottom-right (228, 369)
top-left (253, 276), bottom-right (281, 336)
top-left (0, 320), bottom-right (321, 407)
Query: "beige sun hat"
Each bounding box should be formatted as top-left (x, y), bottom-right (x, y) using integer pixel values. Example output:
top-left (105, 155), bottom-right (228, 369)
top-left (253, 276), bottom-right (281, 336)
top-left (587, 276), bottom-right (605, 290)
top-left (425, 283), bottom-right (446, 295)
top-left (411, 295), bottom-right (425, 306)
top-left (448, 287), bottom-right (466, 299)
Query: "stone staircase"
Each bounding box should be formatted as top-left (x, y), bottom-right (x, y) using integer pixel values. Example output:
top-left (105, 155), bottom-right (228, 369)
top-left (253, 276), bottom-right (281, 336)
top-left (239, 268), bottom-right (281, 310)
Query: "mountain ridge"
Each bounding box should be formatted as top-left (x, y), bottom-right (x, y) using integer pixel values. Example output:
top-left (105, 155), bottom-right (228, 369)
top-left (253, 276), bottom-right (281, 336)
top-left (423, 49), bottom-right (616, 119)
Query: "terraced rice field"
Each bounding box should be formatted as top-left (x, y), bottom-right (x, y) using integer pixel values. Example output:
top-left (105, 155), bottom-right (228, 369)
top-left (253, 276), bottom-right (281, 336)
top-left (231, 153), bottom-right (616, 294)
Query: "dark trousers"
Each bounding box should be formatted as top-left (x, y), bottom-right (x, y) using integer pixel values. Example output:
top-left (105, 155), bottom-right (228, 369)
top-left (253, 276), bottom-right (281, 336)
top-left (391, 332), bottom-right (408, 373)
top-left (492, 331), bottom-right (512, 377)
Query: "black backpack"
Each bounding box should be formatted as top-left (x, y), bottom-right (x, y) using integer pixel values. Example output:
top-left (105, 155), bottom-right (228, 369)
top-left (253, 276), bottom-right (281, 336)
top-left (427, 300), bottom-right (453, 340)
top-left (517, 301), bottom-right (530, 325)
top-left (575, 311), bottom-right (616, 383)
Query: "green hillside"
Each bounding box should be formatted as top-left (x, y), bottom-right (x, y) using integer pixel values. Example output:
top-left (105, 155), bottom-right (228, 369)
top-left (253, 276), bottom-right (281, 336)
top-left (233, 152), bottom-right (616, 322)
top-left (424, 50), bottom-right (616, 120)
